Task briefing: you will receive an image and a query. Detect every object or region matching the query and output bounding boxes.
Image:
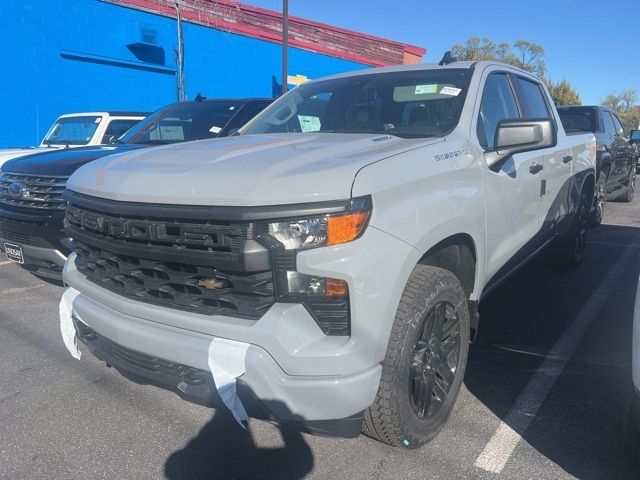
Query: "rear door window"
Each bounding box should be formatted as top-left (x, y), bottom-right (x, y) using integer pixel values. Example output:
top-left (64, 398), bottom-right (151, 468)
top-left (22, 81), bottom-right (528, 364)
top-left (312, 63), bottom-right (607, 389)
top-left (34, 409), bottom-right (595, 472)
top-left (514, 77), bottom-right (550, 118)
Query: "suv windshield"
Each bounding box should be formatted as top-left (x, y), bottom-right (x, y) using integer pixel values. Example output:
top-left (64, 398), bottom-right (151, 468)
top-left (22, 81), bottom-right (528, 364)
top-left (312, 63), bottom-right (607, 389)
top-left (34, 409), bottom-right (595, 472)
top-left (42, 116), bottom-right (102, 145)
top-left (557, 106), bottom-right (597, 133)
top-left (119, 102), bottom-right (242, 145)
top-left (243, 69), bottom-right (472, 139)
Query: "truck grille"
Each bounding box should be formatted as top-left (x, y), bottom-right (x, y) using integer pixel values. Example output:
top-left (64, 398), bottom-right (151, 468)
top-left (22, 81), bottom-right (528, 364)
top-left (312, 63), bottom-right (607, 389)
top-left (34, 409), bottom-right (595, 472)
top-left (0, 173), bottom-right (68, 211)
top-left (65, 194), bottom-right (276, 320)
top-left (74, 241), bottom-right (274, 318)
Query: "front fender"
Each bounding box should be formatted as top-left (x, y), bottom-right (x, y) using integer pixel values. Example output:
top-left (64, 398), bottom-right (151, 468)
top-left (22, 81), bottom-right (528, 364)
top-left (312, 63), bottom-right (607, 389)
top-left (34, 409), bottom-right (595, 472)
top-left (351, 144), bottom-right (486, 301)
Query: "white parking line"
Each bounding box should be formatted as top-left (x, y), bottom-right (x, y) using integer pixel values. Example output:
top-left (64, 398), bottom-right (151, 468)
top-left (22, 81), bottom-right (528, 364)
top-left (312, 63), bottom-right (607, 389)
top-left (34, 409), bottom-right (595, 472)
top-left (474, 237), bottom-right (639, 474)
top-left (0, 260), bottom-right (14, 266)
top-left (0, 284), bottom-right (46, 295)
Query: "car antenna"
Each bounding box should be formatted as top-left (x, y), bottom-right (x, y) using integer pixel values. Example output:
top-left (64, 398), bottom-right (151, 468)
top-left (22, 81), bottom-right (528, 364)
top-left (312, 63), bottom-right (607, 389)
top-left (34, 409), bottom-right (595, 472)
top-left (439, 51), bottom-right (457, 66)
top-left (194, 93), bottom-right (206, 102)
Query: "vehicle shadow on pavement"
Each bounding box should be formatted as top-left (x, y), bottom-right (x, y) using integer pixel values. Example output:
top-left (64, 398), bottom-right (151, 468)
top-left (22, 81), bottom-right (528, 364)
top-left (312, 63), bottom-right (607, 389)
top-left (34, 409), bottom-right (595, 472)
top-left (164, 408), bottom-right (314, 480)
top-left (465, 223), bottom-right (640, 479)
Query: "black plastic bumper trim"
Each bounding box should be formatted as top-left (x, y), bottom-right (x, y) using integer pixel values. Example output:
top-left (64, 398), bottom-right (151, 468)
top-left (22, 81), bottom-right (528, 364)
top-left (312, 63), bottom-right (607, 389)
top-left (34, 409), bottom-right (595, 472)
top-left (75, 319), bottom-right (363, 438)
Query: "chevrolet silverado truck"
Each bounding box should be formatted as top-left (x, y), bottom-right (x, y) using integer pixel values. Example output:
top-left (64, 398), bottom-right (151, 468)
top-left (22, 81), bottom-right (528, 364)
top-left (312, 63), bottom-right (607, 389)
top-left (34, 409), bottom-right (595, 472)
top-left (557, 105), bottom-right (636, 225)
top-left (0, 98), bottom-right (271, 279)
top-left (0, 111), bottom-right (148, 168)
top-left (61, 60), bottom-right (596, 448)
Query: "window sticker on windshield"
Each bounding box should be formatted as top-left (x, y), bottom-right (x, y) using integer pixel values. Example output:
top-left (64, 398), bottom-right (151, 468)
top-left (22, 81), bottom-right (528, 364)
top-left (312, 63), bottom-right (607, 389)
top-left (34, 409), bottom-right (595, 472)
top-left (414, 84), bottom-right (438, 95)
top-left (209, 125), bottom-right (222, 134)
top-left (440, 86), bottom-right (462, 96)
top-left (298, 115), bottom-right (321, 133)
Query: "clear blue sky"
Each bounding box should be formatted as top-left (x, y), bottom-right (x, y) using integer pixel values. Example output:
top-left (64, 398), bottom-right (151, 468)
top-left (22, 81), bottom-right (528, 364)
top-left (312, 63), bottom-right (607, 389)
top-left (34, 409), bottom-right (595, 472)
top-left (247, 0), bottom-right (639, 104)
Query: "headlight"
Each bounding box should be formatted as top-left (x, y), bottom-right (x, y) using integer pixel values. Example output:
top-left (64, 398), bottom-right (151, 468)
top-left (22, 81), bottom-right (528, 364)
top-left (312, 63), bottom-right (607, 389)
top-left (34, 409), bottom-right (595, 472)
top-left (262, 196), bottom-right (372, 336)
top-left (268, 210), bottom-right (370, 250)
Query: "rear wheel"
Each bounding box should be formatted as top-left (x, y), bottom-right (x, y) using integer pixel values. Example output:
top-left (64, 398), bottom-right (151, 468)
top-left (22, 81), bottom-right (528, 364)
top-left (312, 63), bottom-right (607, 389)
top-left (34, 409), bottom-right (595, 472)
top-left (591, 171), bottom-right (607, 226)
top-left (553, 189), bottom-right (590, 270)
top-left (363, 265), bottom-right (469, 448)
top-left (622, 169), bottom-right (636, 203)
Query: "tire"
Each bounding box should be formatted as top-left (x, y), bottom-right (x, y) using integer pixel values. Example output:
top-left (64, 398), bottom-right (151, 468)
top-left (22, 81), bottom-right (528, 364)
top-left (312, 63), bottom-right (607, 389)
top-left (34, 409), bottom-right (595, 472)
top-left (553, 189), bottom-right (590, 270)
top-left (622, 169), bottom-right (636, 203)
top-left (363, 265), bottom-right (470, 449)
top-left (590, 171), bottom-right (607, 227)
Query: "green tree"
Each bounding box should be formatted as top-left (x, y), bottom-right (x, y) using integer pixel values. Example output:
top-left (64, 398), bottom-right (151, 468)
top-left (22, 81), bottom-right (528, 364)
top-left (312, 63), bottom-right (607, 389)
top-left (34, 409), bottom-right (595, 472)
top-left (450, 37), bottom-right (545, 78)
top-left (545, 79), bottom-right (582, 106)
top-left (601, 89), bottom-right (640, 132)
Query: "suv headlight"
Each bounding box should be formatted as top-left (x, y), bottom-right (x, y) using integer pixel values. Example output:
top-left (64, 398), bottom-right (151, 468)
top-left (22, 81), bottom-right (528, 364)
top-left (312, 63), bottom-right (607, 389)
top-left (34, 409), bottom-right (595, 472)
top-left (260, 196), bottom-right (372, 336)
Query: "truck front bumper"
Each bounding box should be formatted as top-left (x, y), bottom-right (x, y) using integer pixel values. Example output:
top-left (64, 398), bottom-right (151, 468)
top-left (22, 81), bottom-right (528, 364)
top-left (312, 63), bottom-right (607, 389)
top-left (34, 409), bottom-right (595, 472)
top-left (0, 210), bottom-right (69, 279)
top-left (62, 224), bottom-right (422, 435)
top-left (67, 285), bottom-right (380, 436)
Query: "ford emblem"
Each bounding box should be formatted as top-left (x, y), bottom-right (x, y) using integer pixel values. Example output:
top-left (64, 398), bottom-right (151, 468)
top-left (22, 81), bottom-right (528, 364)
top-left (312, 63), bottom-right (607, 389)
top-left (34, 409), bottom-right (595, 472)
top-left (7, 182), bottom-right (28, 199)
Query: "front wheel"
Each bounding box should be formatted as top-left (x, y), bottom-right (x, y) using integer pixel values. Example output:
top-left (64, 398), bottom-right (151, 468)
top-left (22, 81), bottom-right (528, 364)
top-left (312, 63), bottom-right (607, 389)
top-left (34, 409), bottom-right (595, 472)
top-left (363, 265), bottom-right (470, 448)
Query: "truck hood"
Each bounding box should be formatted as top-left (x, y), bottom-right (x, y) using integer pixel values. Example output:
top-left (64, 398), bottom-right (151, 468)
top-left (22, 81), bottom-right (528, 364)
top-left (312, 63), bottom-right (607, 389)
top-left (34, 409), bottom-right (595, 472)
top-left (68, 133), bottom-right (442, 206)
top-left (0, 148), bottom-right (41, 168)
top-left (1, 144), bottom-right (146, 176)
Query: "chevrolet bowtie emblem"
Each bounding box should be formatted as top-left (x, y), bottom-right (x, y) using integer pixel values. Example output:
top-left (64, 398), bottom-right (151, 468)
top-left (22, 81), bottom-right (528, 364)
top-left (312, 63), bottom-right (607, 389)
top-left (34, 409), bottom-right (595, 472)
top-left (198, 278), bottom-right (226, 290)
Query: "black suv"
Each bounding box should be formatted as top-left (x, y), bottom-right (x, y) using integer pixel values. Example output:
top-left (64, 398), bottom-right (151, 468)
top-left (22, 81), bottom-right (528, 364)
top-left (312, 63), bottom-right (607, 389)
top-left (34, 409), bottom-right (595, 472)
top-left (0, 98), bottom-right (272, 280)
top-left (558, 105), bottom-right (637, 225)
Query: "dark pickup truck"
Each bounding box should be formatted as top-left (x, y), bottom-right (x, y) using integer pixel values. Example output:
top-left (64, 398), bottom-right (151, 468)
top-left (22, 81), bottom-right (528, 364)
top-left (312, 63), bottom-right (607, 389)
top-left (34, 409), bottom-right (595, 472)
top-left (557, 105), bottom-right (637, 225)
top-left (0, 98), bottom-right (271, 280)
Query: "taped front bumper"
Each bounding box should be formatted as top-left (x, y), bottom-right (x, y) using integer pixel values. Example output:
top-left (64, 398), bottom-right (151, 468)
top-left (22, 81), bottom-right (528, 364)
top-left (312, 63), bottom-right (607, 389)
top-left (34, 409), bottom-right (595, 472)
top-left (66, 283), bottom-right (381, 436)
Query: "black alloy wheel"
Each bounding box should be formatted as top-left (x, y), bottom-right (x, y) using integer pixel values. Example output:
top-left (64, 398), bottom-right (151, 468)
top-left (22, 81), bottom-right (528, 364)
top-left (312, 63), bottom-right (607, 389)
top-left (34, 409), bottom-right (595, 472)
top-left (409, 302), bottom-right (461, 419)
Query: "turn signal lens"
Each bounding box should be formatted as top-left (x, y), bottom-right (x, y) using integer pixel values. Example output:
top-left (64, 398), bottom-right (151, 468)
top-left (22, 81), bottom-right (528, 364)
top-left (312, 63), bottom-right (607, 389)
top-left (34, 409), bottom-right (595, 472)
top-left (325, 278), bottom-right (348, 297)
top-left (327, 211), bottom-right (370, 246)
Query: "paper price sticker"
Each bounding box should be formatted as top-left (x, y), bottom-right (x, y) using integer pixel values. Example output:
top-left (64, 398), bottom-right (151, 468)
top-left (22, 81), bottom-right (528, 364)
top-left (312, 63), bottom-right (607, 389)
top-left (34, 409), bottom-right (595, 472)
top-left (440, 86), bottom-right (462, 96)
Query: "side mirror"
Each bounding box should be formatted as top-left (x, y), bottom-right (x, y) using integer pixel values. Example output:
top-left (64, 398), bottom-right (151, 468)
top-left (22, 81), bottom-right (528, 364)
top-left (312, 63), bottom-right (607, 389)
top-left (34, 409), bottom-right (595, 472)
top-left (630, 129), bottom-right (640, 142)
top-left (485, 119), bottom-right (556, 171)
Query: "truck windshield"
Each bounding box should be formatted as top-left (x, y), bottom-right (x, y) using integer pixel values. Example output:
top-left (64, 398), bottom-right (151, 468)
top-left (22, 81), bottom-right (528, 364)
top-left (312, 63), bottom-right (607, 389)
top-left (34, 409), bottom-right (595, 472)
top-left (557, 107), bottom-right (597, 133)
top-left (42, 116), bottom-right (102, 146)
top-left (118, 102), bottom-right (242, 145)
top-left (243, 69), bottom-right (472, 139)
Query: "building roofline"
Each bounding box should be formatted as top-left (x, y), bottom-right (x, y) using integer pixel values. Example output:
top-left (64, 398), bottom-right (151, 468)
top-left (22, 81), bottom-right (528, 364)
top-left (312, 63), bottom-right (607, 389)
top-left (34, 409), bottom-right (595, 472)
top-left (103, 0), bottom-right (426, 67)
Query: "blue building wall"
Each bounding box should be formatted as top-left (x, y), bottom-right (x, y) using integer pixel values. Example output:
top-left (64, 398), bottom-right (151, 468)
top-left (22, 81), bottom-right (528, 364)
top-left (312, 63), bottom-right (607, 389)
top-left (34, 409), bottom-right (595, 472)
top-left (0, 0), bottom-right (367, 147)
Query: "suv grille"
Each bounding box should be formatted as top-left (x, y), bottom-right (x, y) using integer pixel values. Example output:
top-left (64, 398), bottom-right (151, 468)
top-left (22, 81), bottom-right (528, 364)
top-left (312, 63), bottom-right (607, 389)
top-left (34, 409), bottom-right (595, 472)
top-left (66, 196), bottom-right (275, 320)
top-left (0, 173), bottom-right (68, 211)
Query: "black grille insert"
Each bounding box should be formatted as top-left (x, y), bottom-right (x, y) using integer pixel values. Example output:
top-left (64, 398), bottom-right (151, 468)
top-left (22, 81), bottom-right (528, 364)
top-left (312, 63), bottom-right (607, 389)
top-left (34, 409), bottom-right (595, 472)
top-left (74, 241), bottom-right (274, 319)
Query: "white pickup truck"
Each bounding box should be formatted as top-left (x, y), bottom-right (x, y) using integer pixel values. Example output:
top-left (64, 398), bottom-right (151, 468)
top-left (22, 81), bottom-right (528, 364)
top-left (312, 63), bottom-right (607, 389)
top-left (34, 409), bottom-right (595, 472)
top-left (0, 111), bottom-right (146, 168)
top-left (61, 59), bottom-right (596, 448)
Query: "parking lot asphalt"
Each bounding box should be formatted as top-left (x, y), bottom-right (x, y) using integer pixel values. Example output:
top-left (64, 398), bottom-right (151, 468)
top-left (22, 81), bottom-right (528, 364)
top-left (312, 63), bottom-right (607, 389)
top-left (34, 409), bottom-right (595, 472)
top-left (1, 196), bottom-right (639, 480)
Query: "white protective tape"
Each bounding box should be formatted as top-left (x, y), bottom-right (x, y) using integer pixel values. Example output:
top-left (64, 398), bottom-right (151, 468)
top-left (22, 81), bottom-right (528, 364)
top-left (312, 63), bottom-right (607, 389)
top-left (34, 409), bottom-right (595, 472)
top-left (208, 337), bottom-right (250, 426)
top-left (59, 288), bottom-right (82, 360)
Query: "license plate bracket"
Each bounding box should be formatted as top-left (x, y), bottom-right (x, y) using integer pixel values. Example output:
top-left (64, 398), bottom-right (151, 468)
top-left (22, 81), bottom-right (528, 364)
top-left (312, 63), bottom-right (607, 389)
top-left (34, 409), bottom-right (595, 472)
top-left (4, 242), bottom-right (24, 264)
